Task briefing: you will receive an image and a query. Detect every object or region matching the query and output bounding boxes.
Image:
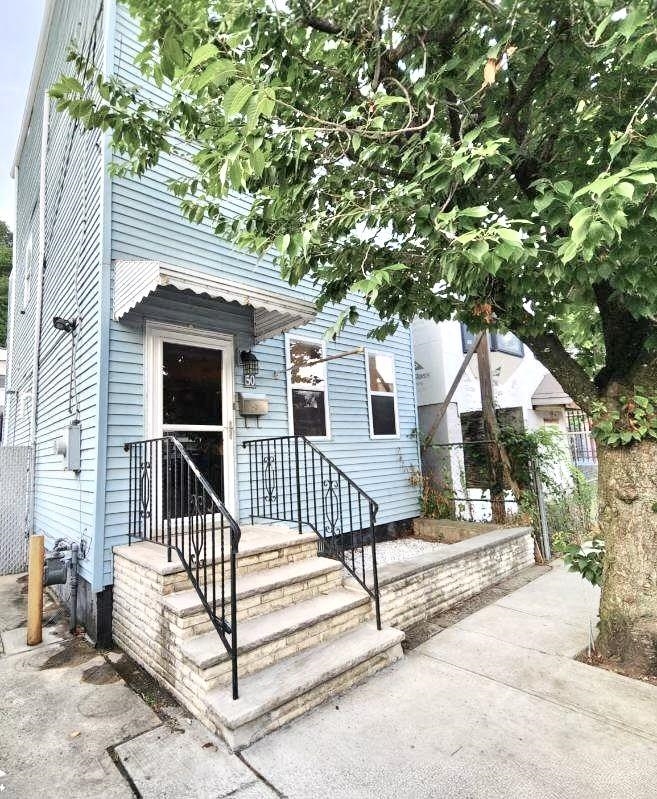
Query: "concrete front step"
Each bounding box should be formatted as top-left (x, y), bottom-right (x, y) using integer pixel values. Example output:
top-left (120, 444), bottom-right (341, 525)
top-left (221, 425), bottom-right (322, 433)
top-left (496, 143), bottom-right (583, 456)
top-left (206, 624), bottom-right (405, 750)
top-left (163, 557), bottom-right (344, 623)
top-left (181, 588), bottom-right (371, 673)
top-left (114, 526), bottom-right (319, 583)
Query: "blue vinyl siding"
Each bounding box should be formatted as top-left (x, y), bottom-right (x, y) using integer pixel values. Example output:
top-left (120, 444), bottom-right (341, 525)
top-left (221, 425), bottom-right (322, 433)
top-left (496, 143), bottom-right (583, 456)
top-left (6, 0), bottom-right (105, 587)
top-left (97, 3), bottom-right (420, 584)
top-left (13, 1), bottom-right (420, 590)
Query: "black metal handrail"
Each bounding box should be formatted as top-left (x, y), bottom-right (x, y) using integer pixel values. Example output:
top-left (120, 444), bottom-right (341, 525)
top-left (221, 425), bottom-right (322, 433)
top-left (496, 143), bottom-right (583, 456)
top-left (123, 436), bottom-right (241, 700)
top-left (242, 435), bottom-right (382, 629)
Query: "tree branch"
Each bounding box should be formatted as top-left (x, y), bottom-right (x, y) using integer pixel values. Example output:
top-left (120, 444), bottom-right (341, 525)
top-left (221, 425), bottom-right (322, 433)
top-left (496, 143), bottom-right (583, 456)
top-left (521, 331), bottom-right (598, 412)
top-left (593, 280), bottom-right (652, 389)
top-left (298, 1), bottom-right (343, 34)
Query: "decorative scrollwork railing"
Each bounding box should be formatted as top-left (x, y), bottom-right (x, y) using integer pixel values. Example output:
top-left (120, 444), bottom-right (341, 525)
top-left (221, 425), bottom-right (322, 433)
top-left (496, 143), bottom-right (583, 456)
top-left (242, 435), bottom-right (381, 629)
top-left (124, 437), bottom-right (241, 700)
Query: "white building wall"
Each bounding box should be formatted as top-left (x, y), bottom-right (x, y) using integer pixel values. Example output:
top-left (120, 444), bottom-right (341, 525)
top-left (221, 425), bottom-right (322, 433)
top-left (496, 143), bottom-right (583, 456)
top-left (413, 320), bottom-right (574, 521)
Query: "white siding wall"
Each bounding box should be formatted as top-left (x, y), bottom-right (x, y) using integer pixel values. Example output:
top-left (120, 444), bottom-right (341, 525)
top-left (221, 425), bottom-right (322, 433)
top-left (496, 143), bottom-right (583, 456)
top-left (6, 0), bottom-right (105, 585)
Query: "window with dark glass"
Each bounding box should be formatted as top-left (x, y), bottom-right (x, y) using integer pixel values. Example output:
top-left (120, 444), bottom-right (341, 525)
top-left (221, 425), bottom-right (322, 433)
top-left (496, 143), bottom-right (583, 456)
top-left (288, 338), bottom-right (328, 437)
top-left (368, 353), bottom-right (398, 436)
top-left (162, 343), bottom-right (222, 426)
top-left (460, 323), bottom-right (524, 357)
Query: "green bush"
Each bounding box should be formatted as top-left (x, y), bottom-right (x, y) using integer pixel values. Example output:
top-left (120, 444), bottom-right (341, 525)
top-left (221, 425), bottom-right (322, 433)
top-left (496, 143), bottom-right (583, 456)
top-left (555, 538), bottom-right (605, 587)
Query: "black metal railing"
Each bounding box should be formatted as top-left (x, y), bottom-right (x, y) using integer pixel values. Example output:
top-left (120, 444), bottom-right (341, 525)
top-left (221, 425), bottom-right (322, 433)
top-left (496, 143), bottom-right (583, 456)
top-left (242, 435), bottom-right (381, 629)
top-left (124, 437), bottom-right (241, 700)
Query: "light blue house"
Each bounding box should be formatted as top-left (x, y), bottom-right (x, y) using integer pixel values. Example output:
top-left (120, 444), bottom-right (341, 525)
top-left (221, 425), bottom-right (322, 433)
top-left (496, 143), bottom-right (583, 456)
top-left (5, 0), bottom-right (420, 654)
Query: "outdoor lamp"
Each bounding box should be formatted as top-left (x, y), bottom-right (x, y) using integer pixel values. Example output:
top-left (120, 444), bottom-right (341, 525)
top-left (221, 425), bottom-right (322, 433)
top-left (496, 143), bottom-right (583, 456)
top-left (240, 350), bottom-right (259, 376)
top-left (52, 316), bottom-right (77, 334)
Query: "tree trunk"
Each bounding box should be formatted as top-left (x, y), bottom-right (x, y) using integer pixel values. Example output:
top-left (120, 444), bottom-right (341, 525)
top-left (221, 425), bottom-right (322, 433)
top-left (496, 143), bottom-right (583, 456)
top-left (596, 439), bottom-right (657, 675)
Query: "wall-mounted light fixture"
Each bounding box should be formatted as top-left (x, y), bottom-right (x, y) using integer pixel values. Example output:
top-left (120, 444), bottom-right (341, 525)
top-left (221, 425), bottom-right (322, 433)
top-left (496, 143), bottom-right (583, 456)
top-left (52, 316), bottom-right (77, 334)
top-left (240, 350), bottom-right (259, 388)
top-left (240, 350), bottom-right (259, 376)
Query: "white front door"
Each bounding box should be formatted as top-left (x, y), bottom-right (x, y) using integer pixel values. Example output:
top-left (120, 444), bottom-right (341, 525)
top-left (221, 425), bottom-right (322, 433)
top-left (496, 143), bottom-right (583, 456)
top-left (145, 323), bottom-right (236, 515)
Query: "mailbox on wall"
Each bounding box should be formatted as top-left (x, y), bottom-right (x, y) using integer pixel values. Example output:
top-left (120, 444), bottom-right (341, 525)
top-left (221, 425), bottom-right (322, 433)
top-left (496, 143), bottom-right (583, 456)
top-left (238, 393), bottom-right (269, 418)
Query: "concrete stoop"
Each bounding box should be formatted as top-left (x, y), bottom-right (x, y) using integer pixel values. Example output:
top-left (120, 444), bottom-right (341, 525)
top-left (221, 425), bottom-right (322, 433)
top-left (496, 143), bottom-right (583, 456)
top-left (112, 525), bottom-right (404, 750)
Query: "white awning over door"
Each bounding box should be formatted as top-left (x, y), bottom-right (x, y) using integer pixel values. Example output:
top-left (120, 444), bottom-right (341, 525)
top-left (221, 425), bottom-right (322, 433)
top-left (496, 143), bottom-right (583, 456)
top-left (113, 259), bottom-right (316, 341)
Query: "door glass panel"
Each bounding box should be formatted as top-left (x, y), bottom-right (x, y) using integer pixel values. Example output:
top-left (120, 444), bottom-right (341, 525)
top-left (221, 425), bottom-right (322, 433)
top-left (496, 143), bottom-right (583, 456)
top-left (164, 431), bottom-right (225, 516)
top-left (163, 343), bottom-right (222, 426)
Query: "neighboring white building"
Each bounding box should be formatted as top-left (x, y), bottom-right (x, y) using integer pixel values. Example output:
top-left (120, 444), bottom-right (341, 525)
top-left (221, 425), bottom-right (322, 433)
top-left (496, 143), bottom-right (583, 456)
top-left (0, 348), bottom-right (6, 441)
top-left (412, 320), bottom-right (595, 520)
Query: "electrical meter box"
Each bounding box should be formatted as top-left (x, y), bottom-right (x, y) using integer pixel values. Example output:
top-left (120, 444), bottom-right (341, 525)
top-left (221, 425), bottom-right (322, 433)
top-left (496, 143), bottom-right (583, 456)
top-left (238, 393), bottom-right (269, 417)
top-left (53, 422), bottom-right (81, 472)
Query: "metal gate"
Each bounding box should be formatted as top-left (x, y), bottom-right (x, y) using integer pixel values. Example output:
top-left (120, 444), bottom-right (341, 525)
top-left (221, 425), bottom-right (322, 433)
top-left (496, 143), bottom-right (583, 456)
top-left (0, 447), bottom-right (30, 575)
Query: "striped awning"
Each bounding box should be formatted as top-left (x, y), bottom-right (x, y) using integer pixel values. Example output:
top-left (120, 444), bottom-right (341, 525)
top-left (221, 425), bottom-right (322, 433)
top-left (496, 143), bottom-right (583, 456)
top-left (112, 259), bottom-right (316, 341)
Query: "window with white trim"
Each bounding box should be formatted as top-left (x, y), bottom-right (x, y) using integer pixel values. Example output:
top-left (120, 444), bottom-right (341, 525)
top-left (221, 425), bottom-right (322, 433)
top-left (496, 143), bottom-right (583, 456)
top-left (287, 337), bottom-right (329, 437)
top-left (367, 352), bottom-right (398, 437)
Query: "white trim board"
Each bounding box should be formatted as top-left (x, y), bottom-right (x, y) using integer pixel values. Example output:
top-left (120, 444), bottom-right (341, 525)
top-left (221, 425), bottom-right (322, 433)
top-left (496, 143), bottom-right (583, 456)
top-left (143, 322), bottom-right (238, 517)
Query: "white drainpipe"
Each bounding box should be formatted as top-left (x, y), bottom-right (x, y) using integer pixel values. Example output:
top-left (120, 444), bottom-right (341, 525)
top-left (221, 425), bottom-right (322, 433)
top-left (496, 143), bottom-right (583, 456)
top-left (28, 92), bottom-right (50, 533)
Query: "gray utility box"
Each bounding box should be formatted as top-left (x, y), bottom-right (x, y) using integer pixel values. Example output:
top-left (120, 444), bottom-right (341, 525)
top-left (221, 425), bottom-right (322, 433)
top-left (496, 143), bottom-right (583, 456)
top-left (53, 422), bottom-right (81, 472)
top-left (238, 393), bottom-right (269, 417)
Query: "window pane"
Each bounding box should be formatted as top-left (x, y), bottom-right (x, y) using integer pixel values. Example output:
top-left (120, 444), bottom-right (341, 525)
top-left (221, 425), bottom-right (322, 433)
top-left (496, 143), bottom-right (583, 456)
top-left (163, 343), bottom-right (222, 426)
top-left (491, 331), bottom-right (524, 357)
top-left (292, 389), bottom-right (327, 437)
top-left (368, 354), bottom-right (395, 394)
top-left (290, 340), bottom-right (325, 389)
top-left (371, 395), bottom-right (397, 436)
top-left (460, 324), bottom-right (476, 353)
top-left (164, 430), bottom-right (224, 509)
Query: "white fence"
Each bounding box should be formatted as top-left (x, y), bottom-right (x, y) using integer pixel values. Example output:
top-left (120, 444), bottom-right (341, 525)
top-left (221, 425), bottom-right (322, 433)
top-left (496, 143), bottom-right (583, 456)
top-left (0, 447), bottom-right (30, 575)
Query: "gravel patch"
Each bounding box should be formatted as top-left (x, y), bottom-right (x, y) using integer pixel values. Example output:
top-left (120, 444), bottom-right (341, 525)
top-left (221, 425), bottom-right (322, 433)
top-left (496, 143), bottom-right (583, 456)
top-left (359, 536), bottom-right (448, 572)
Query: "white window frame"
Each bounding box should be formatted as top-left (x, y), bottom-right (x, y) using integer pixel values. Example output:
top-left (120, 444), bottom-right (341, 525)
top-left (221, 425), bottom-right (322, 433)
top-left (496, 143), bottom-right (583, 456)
top-left (22, 234), bottom-right (33, 310)
top-left (285, 334), bottom-right (331, 440)
top-left (18, 391), bottom-right (32, 420)
top-left (365, 349), bottom-right (400, 440)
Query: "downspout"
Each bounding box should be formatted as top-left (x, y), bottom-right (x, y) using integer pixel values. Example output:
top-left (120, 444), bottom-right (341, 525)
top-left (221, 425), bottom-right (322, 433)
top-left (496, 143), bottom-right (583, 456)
top-left (5, 165), bottom-right (18, 445)
top-left (28, 92), bottom-right (50, 533)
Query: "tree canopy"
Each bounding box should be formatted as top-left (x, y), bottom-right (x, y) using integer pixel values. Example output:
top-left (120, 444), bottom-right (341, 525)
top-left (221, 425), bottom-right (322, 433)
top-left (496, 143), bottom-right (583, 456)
top-left (0, 220), bottom-right (12, 347)
top-left (53, 0), bottom-right (657, 417)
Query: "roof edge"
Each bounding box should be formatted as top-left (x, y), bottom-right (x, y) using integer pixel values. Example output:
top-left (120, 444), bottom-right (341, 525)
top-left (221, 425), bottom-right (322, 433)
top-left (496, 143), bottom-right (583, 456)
top-left (10, 0), bottom-right (56, 178)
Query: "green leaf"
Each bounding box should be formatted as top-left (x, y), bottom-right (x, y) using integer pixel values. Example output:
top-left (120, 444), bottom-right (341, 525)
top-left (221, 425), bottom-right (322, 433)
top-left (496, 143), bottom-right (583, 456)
top-left (162, 30), bottom-right (185, 69)
top-left (460, 206), bottom-right (490, 219)
top-left (615, 181), bottom-right (635, 200)
top-left (223, 81), bottom-right (254, 117)
top-left (374, 95), bottom-right (407, 108)
top-left (195, 59), bottom-right (237, 89)
top-left (468, 240), bottom-right (490, 263)
top-left (535, 193), bottom-right (555, 213)
top-left (189, 42), bottom-right (218, 69)
top-left (554, 180), bottom-right (573, 196)
top-left (496, 227), bottom-right (523, 247)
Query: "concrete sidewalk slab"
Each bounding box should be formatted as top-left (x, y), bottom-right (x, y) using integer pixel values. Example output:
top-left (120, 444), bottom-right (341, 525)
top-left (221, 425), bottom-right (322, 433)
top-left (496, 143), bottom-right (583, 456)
top-left (1, 624), bottom-right (66, 655)
top-left (0, 637), bottom-right (161, 798)
top-left (446, 602), bottom-right (594, 657)
top-left (114, 720), bottom-right (276, 799)
top-left (240, 563), bottom-right (657, 798)
top-left (243, 652), bottom-right (657, 799)
top-left (419, 626), bottom-right (657, 742)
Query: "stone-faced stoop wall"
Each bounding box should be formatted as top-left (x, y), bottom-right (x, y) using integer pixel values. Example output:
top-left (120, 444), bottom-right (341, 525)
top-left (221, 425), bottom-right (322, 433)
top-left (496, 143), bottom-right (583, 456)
top-left (373, 527), bottom-right (535, 630)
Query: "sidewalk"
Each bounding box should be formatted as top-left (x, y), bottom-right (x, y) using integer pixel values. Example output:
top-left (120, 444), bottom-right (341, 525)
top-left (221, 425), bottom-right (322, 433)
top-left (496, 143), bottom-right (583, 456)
top-left (2, 563), bottom-right (656, 798)
top-left (241, 561), bottom-right (657, 799)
